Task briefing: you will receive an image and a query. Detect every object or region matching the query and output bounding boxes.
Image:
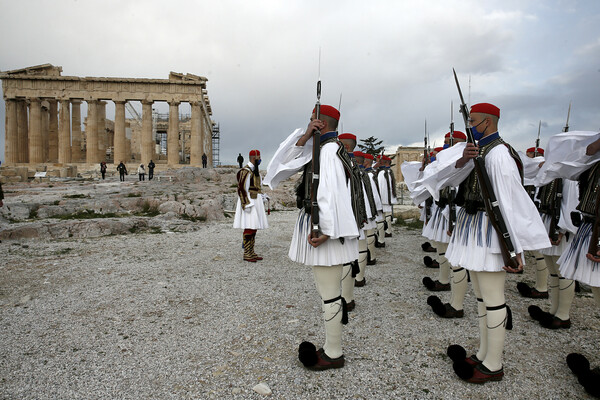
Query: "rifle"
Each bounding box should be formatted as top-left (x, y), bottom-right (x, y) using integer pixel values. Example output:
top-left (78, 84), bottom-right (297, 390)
top-left (448, 102), bottom-right (457, 234)
top-left (563, 103), bottom-right (571, 133)
top-left (547, 179), bottom-right (563, 243)
top-left (423, 119), bottom-right (432, 223)
top-left (534, 120), bottom-right (541, 157)
top-left (453, 68), bottom-right (519, 270)
top-left (310, 79), bottom-right (322, 238)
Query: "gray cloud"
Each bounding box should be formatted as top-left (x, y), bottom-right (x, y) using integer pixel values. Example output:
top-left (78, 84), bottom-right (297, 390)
top-left (1, 0), bottom-right (599, 165)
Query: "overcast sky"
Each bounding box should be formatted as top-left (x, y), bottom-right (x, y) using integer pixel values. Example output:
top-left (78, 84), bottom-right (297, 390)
top-left (1, 0), bottom-right (599, 165)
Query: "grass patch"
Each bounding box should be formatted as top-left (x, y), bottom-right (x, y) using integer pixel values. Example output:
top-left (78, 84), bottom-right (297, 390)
top-left (28, 209), bottom-right (38, 219)
top-left (53, 200), bottom-right (61, 205)
top-left (134, 201), bottom-right (159, 217)
top-left (55, 210), bottom-right (122, 220)
top-left (128, 226), bottom-right (140, 234)
top-left (63, 194), bottom-right (89, 199)
top-left (126, 193), bottom-right (142, 198)
top-left (56, 248), bottom-right (73, 255)
top-left (394, 217), bottom-right (423, 230)
top-left (181, 213), bottom-right (206, 222)
top-left (150, 227), bottom-right (162, 234)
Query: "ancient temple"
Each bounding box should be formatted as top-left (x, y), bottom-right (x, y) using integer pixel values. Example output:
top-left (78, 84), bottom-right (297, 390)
top-left (1, 64), bottom-right (214, 167)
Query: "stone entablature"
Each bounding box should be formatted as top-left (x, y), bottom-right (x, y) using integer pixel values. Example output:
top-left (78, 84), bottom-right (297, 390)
top-left (1, 64), bottom-right (214, 167)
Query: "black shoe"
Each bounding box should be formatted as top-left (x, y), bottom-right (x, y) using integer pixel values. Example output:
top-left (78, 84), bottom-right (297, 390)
top-left (423, 256), bottom-right (439, 268)
top-left (375, 241), bottom-right (385, 248)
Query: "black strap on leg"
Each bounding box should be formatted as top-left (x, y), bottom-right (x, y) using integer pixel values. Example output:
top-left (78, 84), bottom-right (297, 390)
top-left (351, 260), bottom-right (360, 277)
top-left (324, 295), bottom-right (348, 325)
top-left (486, 303), bottom-right (513, 330)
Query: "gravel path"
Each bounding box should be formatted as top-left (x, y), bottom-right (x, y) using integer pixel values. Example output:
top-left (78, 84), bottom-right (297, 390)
top-left (1, 211), bottom-right (598, 399)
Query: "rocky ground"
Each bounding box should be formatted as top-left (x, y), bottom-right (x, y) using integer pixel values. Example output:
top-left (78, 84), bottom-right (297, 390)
top-left (0, 171), bottom-right (599, 399)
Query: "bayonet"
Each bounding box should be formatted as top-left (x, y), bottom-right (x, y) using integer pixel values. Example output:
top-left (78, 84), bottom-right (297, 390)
top-left (563, 102), bottom-right (571, 133)
top-left (534, 120), bottom-right (541, 157)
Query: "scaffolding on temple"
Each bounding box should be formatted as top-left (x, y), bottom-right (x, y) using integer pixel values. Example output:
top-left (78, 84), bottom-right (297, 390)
top-left (212, 122), bottom-right (220, 167)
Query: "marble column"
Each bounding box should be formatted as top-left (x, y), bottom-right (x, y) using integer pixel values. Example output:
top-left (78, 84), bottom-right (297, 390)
top-left (190, 101), bottom-right (201, 166)
top-left (17, 100), bottom-right (29, 163)
top-left (86, 100), bottom-right (99, 163)
top-left (71, 100), bottom-right (82, 162)
top-left (58, 100), bottom-right (71, 163)
top-left (141, 100), bottom-right (153, 165)
top-left (97, 101), bottom-right (107, 161)
top-left (113, 101), bottom-right (127, 164)
top-left (48, 100), bottom-right (58, 162)
top-left (167, 101), bottom-right (180, 165)
top-left (41, 103), bottom-right (49, 162)
top-left (28, 98), bottom-right (43, 164)
top-left (4, 99), bottom-right (18, 165)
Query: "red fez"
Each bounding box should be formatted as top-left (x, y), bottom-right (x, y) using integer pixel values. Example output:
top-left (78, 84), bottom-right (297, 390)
top-left (353, 151), bottom-right (364, 158)
top-left (338, 133), bottom-right (357, 141)
top-left (363, 153), bottom-right (374, 160)
top-left (249, 149), bottom-right (260, 157)
top-left (313, 105), bottom-right (340, 121)
top-left (445, 131), bottom-right (467, 140)
top-left (382, 155), bottom-right (392, 161)
top-left (526, 147), bottom-right (544, 155)
top-left (470, 103), bottom-right (500, 118)
top-left (434, 147), bottom-right (444, 153)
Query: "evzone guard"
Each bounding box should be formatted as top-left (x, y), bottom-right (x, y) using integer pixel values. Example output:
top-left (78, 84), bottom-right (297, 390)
top-left (517, 147), bottom-right (550, 299)
top-left (424, 132), bottom-right (470, 318)
top-left (416, 101), bottom-right (550, 383)
top-left (265, 104), bottom-right (360, 370)
top-left (533, 131), bottom-right (600, 397)
top-left (363, 152), bottom-right (383, 265)
top-left (336, 133), bottom-right (369, 312)
top-left (233, 150), bottom-right (269, 262)
top-left (352, 150), bottom-right (379, 287)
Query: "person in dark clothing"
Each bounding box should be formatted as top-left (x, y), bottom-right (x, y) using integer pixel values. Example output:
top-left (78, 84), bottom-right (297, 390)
top-left (237, 153), bottom-right (244, 168)
top-left (202, 153), bottom-right (208, 168)
top-left (0, 180), bottom-right (4, 208)
top-left (148, 160), bottom-right (156, 180)
top-left (100, 162), bottom-right (107, 180)
top-left (117, 161), bottom-right (128, 182)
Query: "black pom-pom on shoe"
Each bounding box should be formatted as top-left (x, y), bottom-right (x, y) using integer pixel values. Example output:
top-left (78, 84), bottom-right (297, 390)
top-left (427, 295), bottom-right (442, 307)
top-left (528, 305), bottom-right (545, 321)
top-left (421, 242), bottom-right (431, 251)
top-left (423, 276), bottom-right (434, 289)
top-left (447, 344), bottom-right (467, 363)
top-left (517, 282), bottom-right (532, 297)
top-left (567, 353), bottom-right (590, 376)
top-left (298, 341), bottom-right (318, 367)
top-left (453, 359), bottom-right (475, 380)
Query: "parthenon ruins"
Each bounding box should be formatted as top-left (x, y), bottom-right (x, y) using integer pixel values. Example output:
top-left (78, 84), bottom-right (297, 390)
top-left (1, 64), bottom-right (215, 171)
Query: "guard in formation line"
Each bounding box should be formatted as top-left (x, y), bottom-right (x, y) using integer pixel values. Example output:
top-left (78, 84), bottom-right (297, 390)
top-left (233, 83), bottom-right (600, 395)
top-left (263, 104), bottom-right (394, 370)
top-left (403, 99), bottom-right (600, 393)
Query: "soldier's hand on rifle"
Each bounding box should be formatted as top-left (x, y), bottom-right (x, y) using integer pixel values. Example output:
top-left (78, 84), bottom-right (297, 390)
top-left (456, 143), bottom-right (479, 168)
top-left (308, 231), bottom-right (329, 248)
top-left (420, 155), bottom-right (428, 171)
top-left (586, 138), bottom-right (600, 156)
top-left (503, 253), bottom-right (523, 274)
top-left (550, 232), bottom-right (563, 246)
top-left (297, 119), bottom-right (326, 146)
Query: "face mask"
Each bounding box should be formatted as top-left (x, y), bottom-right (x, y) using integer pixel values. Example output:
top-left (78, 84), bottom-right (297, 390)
top-left (255, 159), bottom-right (261, 166)
top-left (443, 144), bottom-right (449, 149)
top-left (470, 120), bottom-right (486, 141)
top-left (430, 156), bottom-right (436, 162)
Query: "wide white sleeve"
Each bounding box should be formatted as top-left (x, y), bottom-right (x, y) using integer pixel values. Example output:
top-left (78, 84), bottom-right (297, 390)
top-left (518, 151), bottom-right (544, 186)
top-left (378, 173), bottom-right (389, 205)
top-left (534, 131), bottom-right (600, 186)
top-left (486, 146), bottom-right (551, 253)
top-left (317, 144), bottom-right (360, 239)
top-left (416, 143), bottom-right (473, 201)
top-left (264, 128), bottom-right (313, 189)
